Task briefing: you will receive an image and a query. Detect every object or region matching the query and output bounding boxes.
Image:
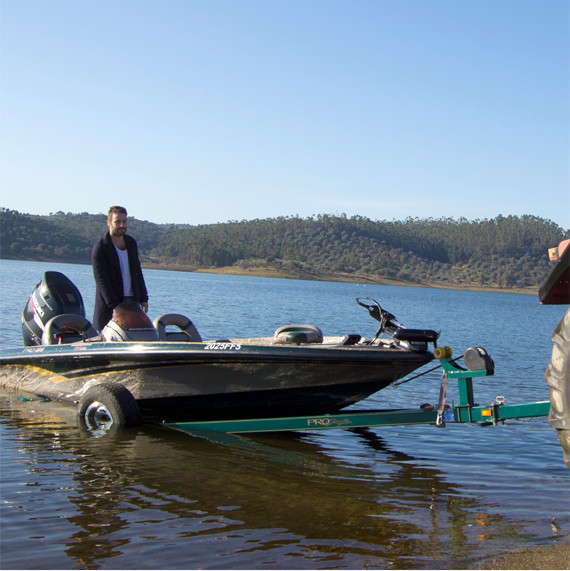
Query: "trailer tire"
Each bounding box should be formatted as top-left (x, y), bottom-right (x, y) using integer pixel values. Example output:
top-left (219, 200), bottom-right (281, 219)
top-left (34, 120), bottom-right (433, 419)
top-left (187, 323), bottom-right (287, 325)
top-left (78, 383), bottom-right (141, 436)
top-left (545, 308), bottom-right (570, 468)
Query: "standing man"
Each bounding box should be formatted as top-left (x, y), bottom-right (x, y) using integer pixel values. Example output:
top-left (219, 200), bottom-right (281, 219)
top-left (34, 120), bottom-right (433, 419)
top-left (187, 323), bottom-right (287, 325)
top-left (92, 206), bottom-right (149, 331)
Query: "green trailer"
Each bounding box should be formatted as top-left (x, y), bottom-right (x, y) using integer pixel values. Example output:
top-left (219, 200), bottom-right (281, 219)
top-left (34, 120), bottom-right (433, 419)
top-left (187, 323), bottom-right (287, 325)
top-left (164, 348), bottom-right (550, 434)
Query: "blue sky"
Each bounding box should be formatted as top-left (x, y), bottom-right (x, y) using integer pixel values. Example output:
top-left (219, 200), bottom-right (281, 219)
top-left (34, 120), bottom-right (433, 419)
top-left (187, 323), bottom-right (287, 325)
top-left (1, 0), bottom-right (568, 229)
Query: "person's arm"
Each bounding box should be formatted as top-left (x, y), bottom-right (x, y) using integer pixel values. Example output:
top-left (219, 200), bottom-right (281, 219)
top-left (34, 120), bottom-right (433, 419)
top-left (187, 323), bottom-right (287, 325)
top-left (92, 239), bottom-right (122, 310)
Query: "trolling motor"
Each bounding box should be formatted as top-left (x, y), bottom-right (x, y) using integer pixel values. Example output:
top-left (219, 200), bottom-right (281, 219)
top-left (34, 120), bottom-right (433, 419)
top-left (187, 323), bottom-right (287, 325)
top-left (356, 297), bottom-right (440, 351)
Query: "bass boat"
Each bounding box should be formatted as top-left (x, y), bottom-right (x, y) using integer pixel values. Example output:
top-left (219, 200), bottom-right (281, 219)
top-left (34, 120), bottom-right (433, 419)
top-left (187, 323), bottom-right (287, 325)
top-left (0, 272), bottom-right (439, 432)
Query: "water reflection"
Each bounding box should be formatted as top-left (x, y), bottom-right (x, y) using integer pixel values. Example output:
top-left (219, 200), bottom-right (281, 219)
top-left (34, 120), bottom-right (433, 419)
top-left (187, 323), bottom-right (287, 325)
top-left (0, 390), bottom-right (537, 570)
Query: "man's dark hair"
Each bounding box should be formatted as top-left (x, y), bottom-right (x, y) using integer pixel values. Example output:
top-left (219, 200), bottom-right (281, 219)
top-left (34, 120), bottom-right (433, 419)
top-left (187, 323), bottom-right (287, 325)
top-left (107, 206), bottom-right (127, 220)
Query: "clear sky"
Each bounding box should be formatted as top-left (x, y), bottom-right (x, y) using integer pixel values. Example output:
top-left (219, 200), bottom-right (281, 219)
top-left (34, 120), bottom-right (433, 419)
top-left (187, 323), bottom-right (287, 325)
top-left (1, 0), bottom-right (568, 229)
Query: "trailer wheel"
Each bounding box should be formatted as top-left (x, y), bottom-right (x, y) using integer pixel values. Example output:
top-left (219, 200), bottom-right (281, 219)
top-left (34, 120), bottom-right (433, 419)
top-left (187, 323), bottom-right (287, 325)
top-left (545, 308), bottom-right (570, 468)
top-left (78, 383), bottom-right (141, 436)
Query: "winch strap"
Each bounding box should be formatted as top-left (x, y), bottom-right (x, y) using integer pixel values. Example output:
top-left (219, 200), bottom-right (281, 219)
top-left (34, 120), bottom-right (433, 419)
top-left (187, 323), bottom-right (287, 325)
top-left (436, 372), bottom-right (449, 426)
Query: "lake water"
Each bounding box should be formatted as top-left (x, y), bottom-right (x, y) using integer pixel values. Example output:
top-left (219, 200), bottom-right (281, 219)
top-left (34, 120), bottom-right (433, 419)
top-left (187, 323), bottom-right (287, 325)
top-left (0, 259), bottom-right (568, 569)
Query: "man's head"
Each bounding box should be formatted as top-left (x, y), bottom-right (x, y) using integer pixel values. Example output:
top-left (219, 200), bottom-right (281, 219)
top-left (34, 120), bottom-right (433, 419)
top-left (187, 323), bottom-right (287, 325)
top-left (107, 206), bottom-right (128, 237)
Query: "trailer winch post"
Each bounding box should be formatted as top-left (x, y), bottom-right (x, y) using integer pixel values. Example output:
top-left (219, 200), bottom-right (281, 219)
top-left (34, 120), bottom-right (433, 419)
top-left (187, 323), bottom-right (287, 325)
top-left (437, 350), bottom-right (490, 423)
top-left (436, 348), bottom-right (550, 424)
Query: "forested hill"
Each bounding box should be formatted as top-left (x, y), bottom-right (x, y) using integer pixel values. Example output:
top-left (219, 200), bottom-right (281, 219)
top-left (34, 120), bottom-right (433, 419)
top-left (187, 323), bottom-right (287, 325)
top-left (1, 208), bottom-right (567, 291)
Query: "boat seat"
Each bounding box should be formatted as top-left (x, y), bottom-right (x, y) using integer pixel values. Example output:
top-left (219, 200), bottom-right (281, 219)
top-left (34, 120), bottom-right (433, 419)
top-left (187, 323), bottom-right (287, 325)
top-left (102, 302), bottom-right (160, 342)
top-left (102, 320), bottom-right (160, 342)
top-left (273, 324), bottom-right (323, 345)
top-left (153, 314), bottom-right (202, 342)
top-left (42, 314), bottom-right (98, 345)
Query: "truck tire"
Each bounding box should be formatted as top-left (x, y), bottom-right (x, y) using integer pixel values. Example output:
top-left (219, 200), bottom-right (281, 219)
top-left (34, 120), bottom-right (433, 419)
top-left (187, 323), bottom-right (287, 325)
top-left (78, 383), bottom-right (141, 436)
top-left (545, 308), bottom-right (570, 468)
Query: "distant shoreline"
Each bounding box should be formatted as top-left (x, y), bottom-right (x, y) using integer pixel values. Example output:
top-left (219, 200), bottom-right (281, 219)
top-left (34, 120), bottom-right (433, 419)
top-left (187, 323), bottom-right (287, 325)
top-left (2, 256), bottom-right (539, 296)
top-left (143, 260), bottom-right (539, 296)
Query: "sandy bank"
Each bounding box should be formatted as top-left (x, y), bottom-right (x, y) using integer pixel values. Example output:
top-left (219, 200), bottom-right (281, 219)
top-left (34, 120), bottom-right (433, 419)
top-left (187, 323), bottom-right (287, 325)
top-left (477, 538), bottom-right (569, 570)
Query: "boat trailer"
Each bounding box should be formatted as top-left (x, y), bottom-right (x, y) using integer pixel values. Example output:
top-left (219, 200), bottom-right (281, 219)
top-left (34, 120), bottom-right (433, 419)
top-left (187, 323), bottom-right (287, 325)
top-left (164, 347), bottom-right (551, 434)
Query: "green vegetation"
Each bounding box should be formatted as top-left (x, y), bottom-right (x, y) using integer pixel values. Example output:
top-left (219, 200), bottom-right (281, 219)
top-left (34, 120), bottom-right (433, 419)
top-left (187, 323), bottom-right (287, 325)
top-left (1, 208), bottom-right (567, 291)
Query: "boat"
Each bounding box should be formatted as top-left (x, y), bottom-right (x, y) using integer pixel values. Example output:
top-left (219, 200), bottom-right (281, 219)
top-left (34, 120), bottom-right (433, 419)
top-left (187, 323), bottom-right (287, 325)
top-left (0, 271), bottom-right (439, 433)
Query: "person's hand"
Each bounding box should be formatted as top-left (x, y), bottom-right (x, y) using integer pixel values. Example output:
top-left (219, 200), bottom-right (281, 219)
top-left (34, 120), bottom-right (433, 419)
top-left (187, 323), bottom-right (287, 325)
top-left (141, 302), bottom-right (149, 313)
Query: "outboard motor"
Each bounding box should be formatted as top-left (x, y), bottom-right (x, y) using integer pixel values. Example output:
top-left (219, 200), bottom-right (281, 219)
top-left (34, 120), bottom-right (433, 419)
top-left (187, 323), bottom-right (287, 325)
top-left (102, 301), bottom-right (160, 342)
top-left (22, 272), bottom-right (87, 346)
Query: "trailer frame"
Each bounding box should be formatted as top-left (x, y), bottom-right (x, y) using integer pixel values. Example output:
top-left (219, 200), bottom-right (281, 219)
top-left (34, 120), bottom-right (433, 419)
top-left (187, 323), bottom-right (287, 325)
top-left (163, 349), bottom-right (550, 434)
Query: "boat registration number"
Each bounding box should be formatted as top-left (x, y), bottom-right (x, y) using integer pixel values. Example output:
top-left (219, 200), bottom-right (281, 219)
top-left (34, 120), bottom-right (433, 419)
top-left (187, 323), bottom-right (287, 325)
top-left (204, 342), bottom-right (242, 351)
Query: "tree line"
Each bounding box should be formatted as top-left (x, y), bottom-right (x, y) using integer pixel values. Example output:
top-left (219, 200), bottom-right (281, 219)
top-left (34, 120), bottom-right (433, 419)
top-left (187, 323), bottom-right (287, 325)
top-left (1, 208), bottom-right (567, 290)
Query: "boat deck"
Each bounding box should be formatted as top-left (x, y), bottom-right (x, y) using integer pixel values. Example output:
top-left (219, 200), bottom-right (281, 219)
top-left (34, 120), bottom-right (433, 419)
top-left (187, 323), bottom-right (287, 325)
top-left (226, 336), bottom-right (397, 348)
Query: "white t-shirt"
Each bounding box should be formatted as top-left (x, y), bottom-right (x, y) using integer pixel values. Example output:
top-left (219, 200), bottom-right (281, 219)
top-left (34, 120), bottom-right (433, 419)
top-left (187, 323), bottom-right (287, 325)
top-left (114, 246), bottom-right (133, 297)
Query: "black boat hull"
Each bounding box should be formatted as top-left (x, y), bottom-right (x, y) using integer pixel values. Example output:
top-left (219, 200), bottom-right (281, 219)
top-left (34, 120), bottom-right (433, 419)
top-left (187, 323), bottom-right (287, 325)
top-left (0, 341), bottom-right (433, 422)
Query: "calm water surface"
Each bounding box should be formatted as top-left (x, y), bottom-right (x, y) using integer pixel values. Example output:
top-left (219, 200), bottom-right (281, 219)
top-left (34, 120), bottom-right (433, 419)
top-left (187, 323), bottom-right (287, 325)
top-left (0, 260), bottom-right (568, 569)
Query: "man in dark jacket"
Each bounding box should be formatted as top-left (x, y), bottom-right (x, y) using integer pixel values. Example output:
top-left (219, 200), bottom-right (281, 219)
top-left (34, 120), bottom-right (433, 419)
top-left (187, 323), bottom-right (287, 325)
top-left (92, 206), bottom-right (149, 331)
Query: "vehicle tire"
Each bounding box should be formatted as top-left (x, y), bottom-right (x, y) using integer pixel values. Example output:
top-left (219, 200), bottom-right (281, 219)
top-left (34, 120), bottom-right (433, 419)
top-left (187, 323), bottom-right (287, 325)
top-left (545, 308), bottom-right (570, 468)
top-left (78, 383), bottom-right (141, 436)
